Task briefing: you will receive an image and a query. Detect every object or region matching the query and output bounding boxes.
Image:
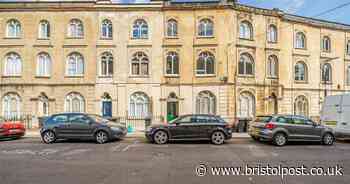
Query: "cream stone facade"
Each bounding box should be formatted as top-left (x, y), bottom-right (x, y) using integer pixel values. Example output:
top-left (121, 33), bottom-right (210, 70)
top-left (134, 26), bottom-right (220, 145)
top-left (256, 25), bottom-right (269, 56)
top-left (1, 0), bottom-right (350, 128)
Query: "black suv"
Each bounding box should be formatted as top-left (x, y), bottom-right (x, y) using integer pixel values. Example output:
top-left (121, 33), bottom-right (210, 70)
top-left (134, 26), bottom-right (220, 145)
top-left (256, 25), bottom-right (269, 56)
top-left (40, 113), bottom-right (127, 144)
top-left (145, 114), bottom-right (232, 145)
top-left (249, 115), bottom-right (335, 146)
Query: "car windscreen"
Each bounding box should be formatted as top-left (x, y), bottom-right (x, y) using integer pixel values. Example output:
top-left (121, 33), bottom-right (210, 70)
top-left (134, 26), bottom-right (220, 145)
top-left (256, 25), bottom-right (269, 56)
top-left (89, 114), bottom-right (109, 123)
top-left (254, 116), bottom-right (272, 123)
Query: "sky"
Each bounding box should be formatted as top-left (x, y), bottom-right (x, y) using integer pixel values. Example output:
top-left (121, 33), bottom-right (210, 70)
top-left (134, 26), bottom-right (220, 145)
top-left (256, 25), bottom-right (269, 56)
top-left (114, 0), bottom-right (350, 25)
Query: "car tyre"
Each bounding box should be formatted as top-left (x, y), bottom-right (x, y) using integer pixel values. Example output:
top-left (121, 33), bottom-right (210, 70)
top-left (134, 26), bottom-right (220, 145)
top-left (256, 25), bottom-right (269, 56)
top-left (211, 131), bottom-right (225, 145)
top-left (153, 130), bottom-right (168, 144)
top-left (322, 133), bottom-right (335, 146)
top-left (273, 132), bottom-right (287, 146)
top-left (95, 130), bottom-right (109, 144)
top-left (42, 131), bottom-right (56, 144)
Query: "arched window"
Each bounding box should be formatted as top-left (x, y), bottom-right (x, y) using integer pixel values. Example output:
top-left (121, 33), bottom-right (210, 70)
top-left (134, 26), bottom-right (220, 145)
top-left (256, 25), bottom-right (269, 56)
top-left (68, 19), bottom-right (84, 38)
top-left (238, 92), bottom-right (255, 118)
top-left (167, 19), bottom-right (178, 37)
top-left (38, 20), bottom-right (50, 39)
top-left (294, 95), bottom-right (308, 116)
top-left (196, 51), bottom-right (215, 75)
top-left (346, 40), bottom-right (350, 55)
top-left (132, 19), bottom-right (148, 39)
top-left (295, 32), bottom-right (306, 49)
top-left (129, 92), bottom-right (150, 117)
top-left (65, 92), bottom-right (85, 113)
top-left (66, 52), bottom-right (84, 76)
top-left (347, 65), bottom-right (350, 85)
top-left (321, 63), bottom-right (332, 82)
top-left (100, 52), bottom-right (113, 76)
top-left (131, 52), bottom-right (149, 76)
top-left (267, 25), bottom-right (277, 43)
top-left (267, 55), bottom-right (278, 78)
top-left (198, 19), bottom-right (213, 37)
top-left (38, 93), bottom-right (49, 116)
top-left (166, 51), bottom-right (179, 75)
top-left (37, 52), bottom-right (51, 77)
top-left (101, 19), bottom-right (113, 39)
top-left (239, 21), bottom-right (253, 39)
top-left (6, 19), bottom-right (21, 38)
top-left (4, 52), bottom-right (21, 76)
top-left (322, 36), bottom-right (331, 52)
top-left (196, 91), bottom-right (216, 114)
top-left (2, 93), bottom-right (21, 119)
top-left (238, 53), bottom-right (254, 75)
top-left (294, 62), bottom-right (307, 81)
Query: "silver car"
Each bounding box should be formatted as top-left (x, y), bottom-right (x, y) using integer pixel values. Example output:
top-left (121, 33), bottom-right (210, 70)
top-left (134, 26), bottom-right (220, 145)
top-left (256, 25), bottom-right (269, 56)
top-left (249, 115), bottom-right (335, 146)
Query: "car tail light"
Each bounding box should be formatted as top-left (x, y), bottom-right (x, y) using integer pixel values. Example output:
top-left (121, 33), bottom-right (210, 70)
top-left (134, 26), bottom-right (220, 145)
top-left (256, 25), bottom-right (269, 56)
top-left (264, 122), bottom-right (276, 130)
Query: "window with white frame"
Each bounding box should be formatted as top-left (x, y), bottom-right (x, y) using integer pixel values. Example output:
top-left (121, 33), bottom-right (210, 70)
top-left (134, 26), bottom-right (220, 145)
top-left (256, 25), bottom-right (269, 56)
top-left (132, 19), bottom-right (148, 39)
top-left (100, 52), bottom-right (113, 76)
top-left (238, 91), bottom-right (255, 118)
top-left (239, 21), bottom-right (253, 39)
top-left (131, 52), bottom-right (149, 76)
top-left (267, 25), bottom-right (277, 43)
top-left (66, 52), bottom-right (84, 76)
top-left (196, 51), bottom-right (215, 75)
top-left (267, 55), bottom-right (278, 78)
top-left (295, 32), bottom-right (306, 49)
top-left (2, 93), bottom-right (21, 119)
top-left (68, 19), bottom-right (84, 38)
top-left (38, 20), bottom-right (50, 39)
top-left (196, 91), bottom-right (216, 114)
top-left (167, 19), bottom-right (178, 37)
top-left (4, 52), bottom-right (21, 76)
top-left (238, 53), bottom-right (254, 75)
top-left (166, 51), bottom-right (179, 75)
top-left (65, 92), bottom-right (85, 113)
top-left (198, 19), bottom-right (213, 37)
top-left (294, 95), bottom-right (308, 116)
top-left (322, 36), bottom-right (331, 52)
top-left (6, 19), bottom-right (21, 38)
top-left (101, 19), bottom-right (113, 39)
top-left (129, 92), bottom-right (150, 117)
top-left (37, 52), bottom-right (51, 77)
top-left (321, 63), bottom-right (332, 82)
top-left (294, 61), bottom-right (307, 81)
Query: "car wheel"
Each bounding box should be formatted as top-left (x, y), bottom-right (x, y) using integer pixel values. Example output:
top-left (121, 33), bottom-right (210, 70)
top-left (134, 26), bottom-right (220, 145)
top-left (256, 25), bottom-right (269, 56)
top-left (322, 133), bottom-right (335, 146)
top-left (273, 133), bottom-right (287, 146)
top-left (95, 131), bottom-right (109, 144)
top-left (153, 130), bottom-right (168, 144)
top-left (211, 131), bottom-right (225, 145)
top-left (42, 131), bottom-right (56, 144)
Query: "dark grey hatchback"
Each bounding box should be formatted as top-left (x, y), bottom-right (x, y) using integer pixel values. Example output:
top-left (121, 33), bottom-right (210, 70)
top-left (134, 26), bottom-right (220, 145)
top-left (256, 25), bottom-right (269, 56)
top-left (249, 115), bottom-right (335, 146)
top-left (40, 113), bottom-right (127, 144)
top-left (145, 114), bottom-right (232, 145)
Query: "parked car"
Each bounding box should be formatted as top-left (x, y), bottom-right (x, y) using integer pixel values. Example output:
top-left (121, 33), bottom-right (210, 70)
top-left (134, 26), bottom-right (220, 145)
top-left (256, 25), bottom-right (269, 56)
top-left (321, 94), bottom-right (350, 139)
top-left (248, 115), bottom-right (335, 146)
top-left (40, 113), bottom-right (127, 144)
top-left (0, 118), bottom-right (26, 139)
top-left (145, 114), bottom-right (232, 145)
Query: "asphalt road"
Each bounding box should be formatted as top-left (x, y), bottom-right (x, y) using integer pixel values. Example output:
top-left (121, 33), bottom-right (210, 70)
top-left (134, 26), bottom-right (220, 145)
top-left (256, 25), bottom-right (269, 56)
top-left (0, 137), bottom-right (349, 184)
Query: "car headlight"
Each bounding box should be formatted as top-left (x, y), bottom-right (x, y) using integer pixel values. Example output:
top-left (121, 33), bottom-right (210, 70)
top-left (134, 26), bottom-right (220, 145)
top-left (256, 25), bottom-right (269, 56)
top-left (146, 126), bottom-right (153, 132)
top-left (110, 127), bottom-right (121, 132)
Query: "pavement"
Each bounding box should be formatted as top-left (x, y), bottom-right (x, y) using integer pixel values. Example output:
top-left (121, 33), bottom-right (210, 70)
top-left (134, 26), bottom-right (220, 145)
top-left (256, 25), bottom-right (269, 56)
top-left (24, 129), bottom-right (251, 139)
top-left (0, 136), bottom-right (349, 184)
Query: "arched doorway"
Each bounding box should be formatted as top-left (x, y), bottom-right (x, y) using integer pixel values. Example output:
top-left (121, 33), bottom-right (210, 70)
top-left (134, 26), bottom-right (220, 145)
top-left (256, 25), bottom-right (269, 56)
top-left (101, 93), bottom-right (112, 118)
top-left (167, 92), bottom-right (179, 122)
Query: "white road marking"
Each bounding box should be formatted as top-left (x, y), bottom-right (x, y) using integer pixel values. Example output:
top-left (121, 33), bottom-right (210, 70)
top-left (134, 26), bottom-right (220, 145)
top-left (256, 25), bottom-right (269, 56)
top-left (111, 144), bottom-right (122, 152)
top-left (122, 141), bottom-right (139, 152)
top-left (62, 149), bottom-right (90, 156)
top-left (2, 149), bottom-right (36, 155)
top-left (248, 144), bottom-right (268, 157)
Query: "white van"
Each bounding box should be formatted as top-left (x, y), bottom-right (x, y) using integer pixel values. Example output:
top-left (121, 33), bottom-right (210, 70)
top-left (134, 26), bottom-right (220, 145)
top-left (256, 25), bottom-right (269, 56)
top-left (321, 94), bottom-right (350, 139)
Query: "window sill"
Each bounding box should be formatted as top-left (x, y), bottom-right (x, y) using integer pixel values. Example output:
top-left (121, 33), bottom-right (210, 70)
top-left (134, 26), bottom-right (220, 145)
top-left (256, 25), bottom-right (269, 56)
top-left (321, 81), bottom-right (332, 85)
top-left (37, 38), bottom-right (50, 40)
top-left (165, 36), bottom-right (179, 39)
top-left (66, 37), bottom-right (84, 39)
top-left (100, 37), bottom-right (113, 40)
top-left (164, 74), bottom-right (180, 78)
top-left (197, 36), bottom-right (215, 39)
top-left (294, 81), bottom-right (308, 84)
top-left (65, 75), bottom-right (84, 78)
top-left (129, 75), bottom-right (150, 78)
top-left (239, 38), bottom-right (254, 41)
top-left (267, 41), bottom-right (278, 44)
top-left (237, 75), bottom-right (255, 78)
top-left (35, 76), bottom-right (51, 78)
top-left (130, 37), bottom-right (148, 40)
top-left (195, 74), bottom-right (216, 78)
top-left (2, 75), bottom-right (21, 78)
top-left (267, 76), bottom-right (279, 79)
top-left (3, 37), bottom-right (21, 39)
top-left (321, 50), bottom-right (331, 53)
top-left (98, 75), bottom-right (113, 78)
top-left (294, 47), bottom-right (307, 50)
